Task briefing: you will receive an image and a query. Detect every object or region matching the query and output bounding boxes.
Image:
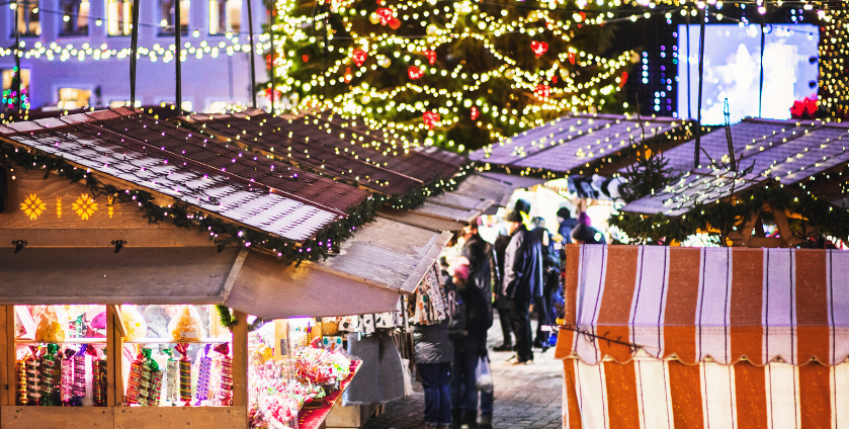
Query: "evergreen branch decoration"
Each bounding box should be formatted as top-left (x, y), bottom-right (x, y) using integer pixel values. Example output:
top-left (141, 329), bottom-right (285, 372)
top-left (216, 305), bottom-right (237, 329)
top-left (0, 140), bottom-right (380, 263)
top-left (617, 150), bottom-right (679, 203)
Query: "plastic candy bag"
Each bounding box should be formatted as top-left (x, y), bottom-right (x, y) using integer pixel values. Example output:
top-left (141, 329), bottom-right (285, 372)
top-left (35, 306), bottom-right (68, 343)
top-left (474, 355), bottom-right (493, 393)
top-left (168, 306), bottom-right (206, 342)
top-left (120, 305), bottom-right (147, 342)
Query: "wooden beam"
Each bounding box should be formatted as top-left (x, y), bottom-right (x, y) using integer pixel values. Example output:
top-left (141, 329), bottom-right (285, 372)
top-left (769, 204), bottom-right (796, 248)
top-left (106, 305), bottom-right (117, 407)
top-left (1, 306), bottom-right (14, 406)
top-left (231, 311), bottom-right (249, 427)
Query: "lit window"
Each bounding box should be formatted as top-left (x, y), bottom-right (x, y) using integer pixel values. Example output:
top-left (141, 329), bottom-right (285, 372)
top-left (109, 100), bottom-right (142, 108)
top-left (159, 0), bottom-right (189, 35)
top-left (58, 88), bottom-right (91, 110)
top-left (208, 101), bottom-right (230, 113)
top-left (11, 0), bottom-right (40, 36)
top-left (107, 0), bottom-right (134, 36)
top-left (2, 68), bottom-right (31, 110)
top-left (59, 0), bottom-right (89, 36)
top-left (209, 0), bottom-right (240, 35)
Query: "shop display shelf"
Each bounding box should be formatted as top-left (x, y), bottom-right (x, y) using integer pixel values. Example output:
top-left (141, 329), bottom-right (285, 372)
top-left (15, 337), bottom-right (108, 344)
top-left (297, 360), bottom-right (362, 429)
top-left (121, 337), bottom-right (232, 344)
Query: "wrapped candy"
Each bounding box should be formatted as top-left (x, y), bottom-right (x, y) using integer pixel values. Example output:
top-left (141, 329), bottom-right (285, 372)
top-left (215, 343), bottom-right (232, 406)
top-left (70, 314), bottom-right (86, 340)
top-left (60, 348), bottom-right (75, 404)
top-left (137, 349), bottom-right (155, 406)
top-left (175, 343), bottom-right (192, 405)
top-left (120, 305), bottom-right (147, 342)
top-left (168, 306), bottom-right (206, 342)
top-left (164, 349), bottom-right (179, 405)
top-left (25, 346), bottom-right (41, 405)
top-left (16, 358), bottom-right (27, 406)
top-left (35, 307), bottom-right (68, 343)
top-left (41, 344), bottom-right (60, 406)
top-left (90, 346), bottom-right (107, 407)
top-left (125, 352), bottom-right (145, 405)
top-left (72, 346), bottom-right (87, 406)
top-left (148, 363), bottom-right (164, 407)
top-left (194, 345), bottom-right (213, 405)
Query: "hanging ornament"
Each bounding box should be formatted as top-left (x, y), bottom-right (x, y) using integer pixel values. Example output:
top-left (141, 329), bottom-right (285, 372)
top-left (376, 8), bottom-right (393, 25)
top-left (408, 66), bottom-right (424, 80)
top-left (215, 343), bottom-right (233, 406)
top-left (426, 24), bottom-right (439, 36)
top-left (345, 67), bottom-right (353, 83)
top-left (619, 71), bottom-right (628, 88)
top-left (369, 12), bottom-right (381, 25)
top-left (352, 49), bottom-right (368, 67)
top-left (530, 41), bottom-right (549, 57)
top-left (568, 52), bottom-right (576, 65)
top-left (552, 75), bottom-right (558, 83)
top-left (424, 50), bottom-right (436, 65)
top-left (389, 17), bottom-right (401, 30)
top-left (423, 111), bottom-right (440, 129)
top-left (377, 55), bottom-right (391, 68)
top-left (535, 84), bottom-right (550, 99)
top-left (302, 54), bottom-right (309, 63)
top-left (470, 106), bottom-right (480, 121)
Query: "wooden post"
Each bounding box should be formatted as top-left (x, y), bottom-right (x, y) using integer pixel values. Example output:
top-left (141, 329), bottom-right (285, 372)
top-left (1, 305), bottom-right (14, 406)
top-left (231, 311), bottom-right (249, 427)
top-left (106, 305), bottom-right (118, 407)
top-left (111, 306), bottom-right (126, 407)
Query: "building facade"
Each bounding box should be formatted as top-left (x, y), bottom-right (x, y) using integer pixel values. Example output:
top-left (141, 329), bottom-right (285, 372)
top-left (1, 0), bottom-right (266, 112)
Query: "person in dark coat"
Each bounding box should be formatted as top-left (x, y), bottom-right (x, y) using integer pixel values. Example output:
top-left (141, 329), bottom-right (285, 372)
top-left (556, 207), bottom-right (578, 245)
top-left (530, 217), bottom-right (560, 350)
top-left (413, 318), bottom-right (453, 428)
top-left (491, 230), bottom-right (513, 351)
top-left (571, 217), bottom-right (605, 245)
top-left (502, 210), bottom-right (543, 365)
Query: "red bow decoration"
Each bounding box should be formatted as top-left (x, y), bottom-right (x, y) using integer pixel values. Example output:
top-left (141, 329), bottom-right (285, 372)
top-left (470, 106), bottom-right (480, 121)
top-left (619, 71), bottom-right (628, 87)
top-left (352, 49), bottom-right (367, 67)
top-left (535, 84), bottom-right (550, 99)
top-left (790, 95), bottom-right (818, 119)
top-left (408, 65), bottom-right (425, 80)
top-left (568, 52), bottom-right (576, 64)
top-left (552, 76), bottom-right (558, 83)
top-left (389, 17), bottom-right (401, 29)
top-left (302, 54), bottom-right (309, 63)
top-left (376, 8), bottom-right (393, 25)
top-left (531, 41), bottom-right (549, 57)
top-left (423, 111), bottom-right (440, 129)
top-left (424, 50), bottom-right (437, 65)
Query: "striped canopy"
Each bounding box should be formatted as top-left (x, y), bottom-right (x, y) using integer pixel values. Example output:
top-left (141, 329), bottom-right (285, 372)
top-left (555, 245), bottom-right (849, 429)
top-left (555, 245), bottom-right (849, 366)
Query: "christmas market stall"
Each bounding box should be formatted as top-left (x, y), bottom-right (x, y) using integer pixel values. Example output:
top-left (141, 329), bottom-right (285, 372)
top-left (614, 118), bottom-right (848, 247)
top-left (0, 107), bottom-right (453, 428)
top-left (554, 244), bottom-right (849, 429)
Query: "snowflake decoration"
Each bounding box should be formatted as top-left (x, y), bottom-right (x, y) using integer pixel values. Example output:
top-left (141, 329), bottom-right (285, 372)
top-left (20, 194), bottom-right (46, 220)
top-left (72, 193), bottom-right (98, 220)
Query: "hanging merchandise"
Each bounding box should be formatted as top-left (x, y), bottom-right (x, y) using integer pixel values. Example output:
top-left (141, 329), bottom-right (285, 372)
top-left (175, 343), bottom-right (193, 405)
top-left (164, 348), bottom-right (179, 405)
top-left (215, 343), bottom-right (233, 406)
top-left (121, 305), bottom-right (147, 342)
top-left (423, 111), bottom-right (440, 130)
top-left (470, 106), bottom-right (479, 121)
top-left (413, 264), bottom-right (448, 325)
top-left (72, 346), bottom-right (86, 405)
top-left (125, 352), bottom-right (144, 405)
top-left (535, 84), bottom-right (550, 99)
top-left (35, 307), bottom-right (68, 343)
top-left (169, 306), bottom-right (206, 342)
top-left (70, 314), bottom-right (86, 340)
top-left (40, 344), bottom-right (60, 406)
top-left (60, 348), bottom-right (74, 404)
top-left (137, 349), bottom-right (155, 406)
top-left (90, 346), bottom-right (107, 406)
top-left (352, 49), bottom-right (367, 67)
top-left (530, 40), bottom-right (549, 57)
top-left (424, 50), bottom-right (436, 65)
top-left (195, 345), bottom-right (213, 405)
top-left (408, 65), bottom-right (424, 80)
top-left (24, 346), bottom-right (40, 405)
top-left (148, 359), bottom-right (164, 407)
top-left (16, 357), bottom-right (27, 406)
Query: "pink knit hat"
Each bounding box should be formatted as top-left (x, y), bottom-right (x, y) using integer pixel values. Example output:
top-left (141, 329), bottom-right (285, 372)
top-left (448, 257), bottom-right (470, 281)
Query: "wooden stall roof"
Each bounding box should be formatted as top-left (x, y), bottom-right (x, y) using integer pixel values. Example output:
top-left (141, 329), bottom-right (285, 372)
top-left (469, 113), bottom-right (685, 174)
top-left (621, 119), bottom-right (849, 216)
top-left (0, 219), bottom-right (451, 319)
top-left (0, 108), bottom-right (370, 242)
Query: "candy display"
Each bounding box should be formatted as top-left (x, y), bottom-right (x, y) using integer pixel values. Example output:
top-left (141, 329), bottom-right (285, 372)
top-left (175, 343), bottom-right (192, 405)
top-left (164, 348), bottom-right (179, 405)
top-left (215, 343), bottom-right (233, 406)
top-left (41, 344), bottom-right (60, 406)
top-left (120, 305), bottom-right (147, 342)
top-left (35, 307), bottom-right (67, 343)
top-left (125, 352), bottom-right (144, 405)
top-left (16, 358), bottom-right (27, 405)
top-left (91, 347), bottom-right (107, 407)
top-left (60, 349), bottom-right (74, 404)
top-left (72, 347), bottom-right (86, 405)
top-left (194, 345), bottom-right (213, 405)
top-left (25, 346), bottom-right (41, 405)
top-left (169, 305), bottom-right (206, 342)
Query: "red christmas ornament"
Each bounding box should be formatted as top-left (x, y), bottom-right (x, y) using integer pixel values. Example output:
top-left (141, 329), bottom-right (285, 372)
top-left (535, 84), bottom-right (550, 99)
top-left (470, 106), bottom-right (480, 121)
top-left (302, 54), bottom-right (309, 62)
top-left (790, 95), bottom-right (818, 119)
top-left (345, 67), bottom-right (352, 83)
top-left (389, 17), bottom-right (401, 29)
top-left (530, 41), bottom-right (549, 57)
top-left (423, 111), bottom-right (440, 129)
top-left (552, 75), bottom-right (558, 83)
top-left (579, 12), bottom-right (586, 21)
top-left (408, 65), bottom-right (424, 80)
top-left (568, 52), bottom-right (576, 64)
top-left (376, 8), bottom-right (393, 25)
top-left (352, 49), bottom-right (368, 67)
top-left (619, 71), bottom-right (628, 87)
top-left (424, 50), bottom-right (437, 65)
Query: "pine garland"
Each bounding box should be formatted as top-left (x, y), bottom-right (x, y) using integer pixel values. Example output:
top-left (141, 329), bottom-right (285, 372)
top-left (0, 140), bottom-right (380, 262)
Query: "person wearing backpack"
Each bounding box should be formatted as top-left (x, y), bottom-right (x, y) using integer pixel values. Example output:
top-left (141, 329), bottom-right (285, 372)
top-left (446, 252), bottom-right (492, 429)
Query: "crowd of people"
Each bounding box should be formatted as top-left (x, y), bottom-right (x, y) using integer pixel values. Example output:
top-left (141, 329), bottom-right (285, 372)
top-left (411, 199), bottom-right (600, 429)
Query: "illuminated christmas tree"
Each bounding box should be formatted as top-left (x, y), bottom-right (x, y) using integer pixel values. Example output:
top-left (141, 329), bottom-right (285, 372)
top-left (268, 0), bottom-right (635, 152)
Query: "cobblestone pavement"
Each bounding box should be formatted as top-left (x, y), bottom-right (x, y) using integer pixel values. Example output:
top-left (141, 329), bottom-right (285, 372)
top-left (364, 315), bottom-right (563, 429)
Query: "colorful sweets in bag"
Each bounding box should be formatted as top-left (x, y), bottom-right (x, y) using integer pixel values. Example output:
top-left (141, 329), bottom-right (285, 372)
top-left (215, 343), bottom-right (232, 406)
top-left (35, 307), bottom-right (67, 343)
top-left (175, 343), bottom-right (192, 405)
top-left (194, 345), bottom-right (213, 405)
top-left (148, 364), bottom-right (163, 407)
top-left (125, 352), bottom-right (144, 405)
top-left (60, 349), bottom-right (74, 404)
top-left (121, 306), bottom-right (148, 342)
top-left (164, 349), bottom-right (179, 404)
top-left (137, 349), bottom-right (156, 406)
top-left (90, 346), bottom-right (107, 407)
top-left (25, 346), bottom-right (41, 405)
top-left (72, 346), bottom-right (87, 405)
top-left (169, 306), bottom-right (206, 342)
top-left (16, 358), bottom-right (27, 406)
top-left (41, 344), bottom-right (60, 406)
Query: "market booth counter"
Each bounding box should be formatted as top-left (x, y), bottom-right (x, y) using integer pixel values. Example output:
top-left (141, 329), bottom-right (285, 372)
top-left (0, 108), bottom-right (452, 428)
top-left (554, 245), bottom-right (849, 429)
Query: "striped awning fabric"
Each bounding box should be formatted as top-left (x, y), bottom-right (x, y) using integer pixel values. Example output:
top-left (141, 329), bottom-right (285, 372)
top-left (554, 245), bottom-right (849, 366)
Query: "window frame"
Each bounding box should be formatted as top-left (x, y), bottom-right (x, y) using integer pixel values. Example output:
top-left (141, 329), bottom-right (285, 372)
top-left (208, 0), bottom-right (240, 36)
top-left (58, 0), bottom-right (90, 37)
top-left (157, 0), bottom-right (189, 37)
top-left (106, 0), bottom-right (134, 37)
top-left (9, 0), bottom-right (41, 38)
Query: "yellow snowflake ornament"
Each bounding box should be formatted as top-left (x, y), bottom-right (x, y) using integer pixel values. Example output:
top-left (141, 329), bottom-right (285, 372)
top-left (72, 193), bottom-right (98, 220)
top-left (20, 194), bottom-right (47, 220)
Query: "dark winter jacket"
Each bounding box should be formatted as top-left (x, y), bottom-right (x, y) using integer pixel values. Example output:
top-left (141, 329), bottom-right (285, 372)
top-left (531, 227), bottom-right (561, 274)
top-left (558, 218), bottom-right (578, 245)
top-left (503, 225), bottom-right (544, 300)
top-left (413, 320), bottom-right (454, 364)
top-left (461, 234), bottom-right (495, 333)
top-left (492, 233), bottom-right (512, 309)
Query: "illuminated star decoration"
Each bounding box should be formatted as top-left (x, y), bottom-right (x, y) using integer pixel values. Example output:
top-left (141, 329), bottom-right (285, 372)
top-left (531, 41), bottom-right (549, 57)
top-left (72, 193), bottom-right (98, 220)
top-left (20, 194), bottom-right (46, 220)
top-left (352, 49), bottom-right (368, 67)
top-left (423, 111), bottom-right (440, 129)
